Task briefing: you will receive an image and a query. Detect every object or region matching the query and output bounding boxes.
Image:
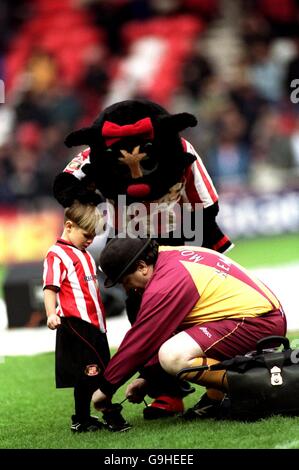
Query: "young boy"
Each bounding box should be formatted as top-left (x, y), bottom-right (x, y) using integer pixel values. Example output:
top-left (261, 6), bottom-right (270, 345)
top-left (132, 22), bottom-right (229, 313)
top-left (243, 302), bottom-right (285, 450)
top-left (43, 201), bottom-right (130, 432)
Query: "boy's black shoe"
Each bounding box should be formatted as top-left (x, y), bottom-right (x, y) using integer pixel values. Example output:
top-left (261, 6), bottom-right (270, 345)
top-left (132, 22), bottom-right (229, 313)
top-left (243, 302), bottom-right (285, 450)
top-left (71, 415), bottom-right (103, 432)
top-left (183, 393), bottom-right (228, 420)
top-left (102, 404), bottom-right (132, 432)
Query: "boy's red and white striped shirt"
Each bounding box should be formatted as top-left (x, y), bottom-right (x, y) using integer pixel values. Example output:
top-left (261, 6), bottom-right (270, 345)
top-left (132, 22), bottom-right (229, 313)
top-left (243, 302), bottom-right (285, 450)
top-left (43, 239), bottom-right (106, 332)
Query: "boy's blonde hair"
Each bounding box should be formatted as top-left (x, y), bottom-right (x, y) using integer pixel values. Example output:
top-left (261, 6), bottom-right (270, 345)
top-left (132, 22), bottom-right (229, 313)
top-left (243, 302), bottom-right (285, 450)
top-left (64, 201), bottom-right (104, 236)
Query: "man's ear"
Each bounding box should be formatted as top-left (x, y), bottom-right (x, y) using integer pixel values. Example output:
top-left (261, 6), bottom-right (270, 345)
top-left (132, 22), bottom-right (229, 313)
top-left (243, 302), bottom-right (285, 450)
top-left (137, 260), bottom-right (149, 274)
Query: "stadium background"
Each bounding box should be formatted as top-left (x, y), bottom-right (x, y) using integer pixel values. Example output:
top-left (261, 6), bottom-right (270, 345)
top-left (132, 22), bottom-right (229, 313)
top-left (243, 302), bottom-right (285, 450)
top-left (0, 0), bottom-right (299, 452)
top-left (0, 0), bottom-right (299, 449)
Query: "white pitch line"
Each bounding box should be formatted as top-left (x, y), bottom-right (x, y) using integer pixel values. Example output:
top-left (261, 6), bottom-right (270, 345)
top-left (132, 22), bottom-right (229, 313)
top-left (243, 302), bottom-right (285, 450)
top-left (0, 263), bottom-right (298, 356)
top-left (274, 440), bottom-right (299, 449)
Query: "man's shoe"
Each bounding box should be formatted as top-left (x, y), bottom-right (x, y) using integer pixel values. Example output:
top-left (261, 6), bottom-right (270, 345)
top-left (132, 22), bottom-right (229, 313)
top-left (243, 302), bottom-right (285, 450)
top-left (71, 415), bottom-right (103, 432)
top-left (102, 404), bottom-right (132, 432)
top-left (143, 395), bottom-right (184, 420)
top-left (183, 393), bottom-right (227, 420)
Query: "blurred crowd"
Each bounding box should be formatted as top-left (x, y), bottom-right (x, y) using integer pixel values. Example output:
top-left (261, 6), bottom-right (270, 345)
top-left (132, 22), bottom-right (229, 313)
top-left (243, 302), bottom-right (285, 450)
top-left (0, 0), bottom-right (299, 208)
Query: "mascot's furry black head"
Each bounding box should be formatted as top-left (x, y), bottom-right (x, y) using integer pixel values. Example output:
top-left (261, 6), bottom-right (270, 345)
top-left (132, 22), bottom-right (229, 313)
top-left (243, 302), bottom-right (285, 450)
top-left (63, 99), bottom-right (197, 203)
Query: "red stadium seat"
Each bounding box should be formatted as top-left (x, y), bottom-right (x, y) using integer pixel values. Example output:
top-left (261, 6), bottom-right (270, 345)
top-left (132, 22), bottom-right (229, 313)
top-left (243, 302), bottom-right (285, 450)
top-left (4, 1), bottom-right (105, 93)
top-left (117, 15), bottom-right (203, 106)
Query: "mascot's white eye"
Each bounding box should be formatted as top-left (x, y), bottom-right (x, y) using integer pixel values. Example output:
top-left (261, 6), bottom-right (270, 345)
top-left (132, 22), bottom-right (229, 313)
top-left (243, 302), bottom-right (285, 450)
top-left (140, 142), bottom-right (153, 156)
top-left (105, 148), bottom-right (120, 161)
top-left (144, 142), bottom-right (153, 150)
top-left (140, 159), bottom-right (158, 174)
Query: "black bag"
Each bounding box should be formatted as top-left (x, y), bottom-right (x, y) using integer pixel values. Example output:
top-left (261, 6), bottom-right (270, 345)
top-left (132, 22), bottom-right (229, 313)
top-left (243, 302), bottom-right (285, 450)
top-left (178, 336), bottom-right (299, 421)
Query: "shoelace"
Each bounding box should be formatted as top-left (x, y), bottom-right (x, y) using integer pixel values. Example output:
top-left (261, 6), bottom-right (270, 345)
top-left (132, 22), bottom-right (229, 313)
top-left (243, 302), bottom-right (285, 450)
top-left (120, 396), bottom-right (148, 407)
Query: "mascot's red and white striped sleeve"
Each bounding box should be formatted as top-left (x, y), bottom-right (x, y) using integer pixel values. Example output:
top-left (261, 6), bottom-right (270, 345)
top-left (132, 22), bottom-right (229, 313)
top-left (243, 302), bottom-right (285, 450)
top-left (182, 138), bottom-right (218, 209)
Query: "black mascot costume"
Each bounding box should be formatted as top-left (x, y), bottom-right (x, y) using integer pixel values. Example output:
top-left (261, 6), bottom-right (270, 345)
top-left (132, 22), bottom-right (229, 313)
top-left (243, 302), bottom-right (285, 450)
top-left (53, 99), bottom-right (232, 419)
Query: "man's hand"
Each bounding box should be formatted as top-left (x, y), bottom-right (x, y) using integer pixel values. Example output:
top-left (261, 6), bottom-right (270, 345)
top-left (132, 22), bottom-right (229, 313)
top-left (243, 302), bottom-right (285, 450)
top-left (47, 314), bottom-right (61, 330)
top-left (92, 388), bottom-right (109, 410)
top-left (125, 378), bottom-right (148, 404)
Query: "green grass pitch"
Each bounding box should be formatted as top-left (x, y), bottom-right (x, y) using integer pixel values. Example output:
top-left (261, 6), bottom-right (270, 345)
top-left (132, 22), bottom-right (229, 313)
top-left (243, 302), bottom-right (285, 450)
top-left (0, 344), bottom-right (299, 450)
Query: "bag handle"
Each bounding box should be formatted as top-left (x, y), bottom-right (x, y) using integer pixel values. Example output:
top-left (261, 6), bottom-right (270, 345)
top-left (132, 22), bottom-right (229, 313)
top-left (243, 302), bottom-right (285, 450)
top-left (256, 335), bottom-right (290, 354)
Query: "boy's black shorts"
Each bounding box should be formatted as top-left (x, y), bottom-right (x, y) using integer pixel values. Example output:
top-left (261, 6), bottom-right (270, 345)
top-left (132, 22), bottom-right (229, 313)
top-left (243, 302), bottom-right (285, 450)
top-left (55, 316), bottom-right (110, 388)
